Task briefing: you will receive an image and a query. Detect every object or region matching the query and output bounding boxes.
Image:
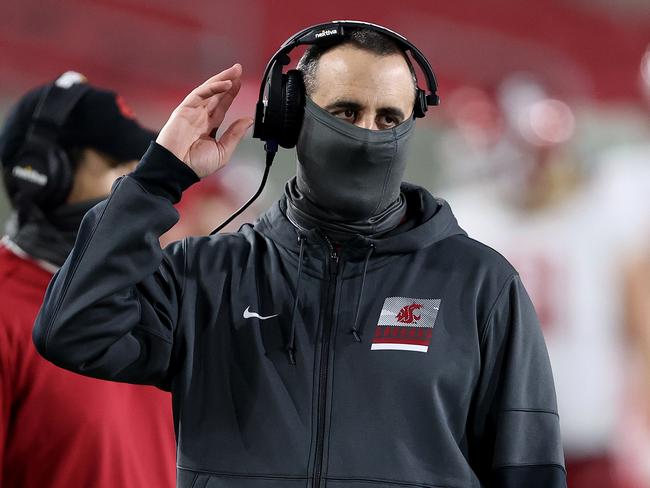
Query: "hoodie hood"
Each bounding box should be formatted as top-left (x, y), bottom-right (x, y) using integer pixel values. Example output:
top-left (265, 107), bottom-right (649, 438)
top-left (254, 182), bottom-right (466, 256)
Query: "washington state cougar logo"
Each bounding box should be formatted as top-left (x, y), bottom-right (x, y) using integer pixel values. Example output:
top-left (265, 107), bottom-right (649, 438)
top-left (396, 303), bottom-right (422, 324)
top-left (373, 297), bottom-right (440, 352)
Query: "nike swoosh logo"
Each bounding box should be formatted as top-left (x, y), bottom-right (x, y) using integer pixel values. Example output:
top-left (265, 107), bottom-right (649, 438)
top-left (243, 306), bottom-right (278, 320)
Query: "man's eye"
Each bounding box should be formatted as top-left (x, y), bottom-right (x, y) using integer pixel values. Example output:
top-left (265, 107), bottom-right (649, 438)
top-left (333, 109), bottom-right (356, 121)
top-left (378, 115), bottom-right (399, 128)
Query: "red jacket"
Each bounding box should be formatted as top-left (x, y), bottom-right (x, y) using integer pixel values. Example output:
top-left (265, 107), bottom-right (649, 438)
top-left (0, 243), bottom-right (176, 487)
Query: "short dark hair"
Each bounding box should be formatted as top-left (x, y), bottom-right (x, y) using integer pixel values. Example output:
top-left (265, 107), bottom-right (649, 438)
top-left (297, 28), bottom-right (418, 97)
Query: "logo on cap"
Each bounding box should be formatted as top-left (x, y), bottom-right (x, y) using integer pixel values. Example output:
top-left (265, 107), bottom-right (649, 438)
top-left (115, 95), bottom-right (137, 119)
top-left (55, 71), bottom-right (87, 89)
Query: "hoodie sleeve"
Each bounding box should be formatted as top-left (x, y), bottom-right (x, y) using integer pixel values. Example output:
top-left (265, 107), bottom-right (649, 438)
top-left (468, 274), bottom-right (567, 488)
top-left (32, 142), bottom-right (200, 389)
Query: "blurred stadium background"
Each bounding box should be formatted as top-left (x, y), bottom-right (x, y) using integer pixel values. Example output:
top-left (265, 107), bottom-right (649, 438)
top-left (1, 1), bottom-right (649, 486)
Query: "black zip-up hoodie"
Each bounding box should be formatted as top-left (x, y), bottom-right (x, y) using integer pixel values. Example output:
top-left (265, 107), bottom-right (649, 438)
top-left (33, 142), bottom-right (566, 488)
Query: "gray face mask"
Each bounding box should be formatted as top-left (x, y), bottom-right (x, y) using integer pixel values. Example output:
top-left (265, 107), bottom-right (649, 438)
top-left (296, 97), bottom-right (415, 220)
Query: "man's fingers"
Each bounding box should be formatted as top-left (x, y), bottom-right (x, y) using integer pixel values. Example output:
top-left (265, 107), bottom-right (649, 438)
top-left (187, 64), bottom-right (242, 106)
top-left (184, 80), bottom-right (233, 108)
top-left (207, 76), bottom-right (240, 114)
top-left (194, 79), bottom-right (233, 99)
top-left (208, 78), bottom-right (242, 127)
top-left (201, 63), bottom-right (242, 87)
top-left (178, 64), bottom-right (243, 113)
top-left (216, 117), bottom-right (254, 162)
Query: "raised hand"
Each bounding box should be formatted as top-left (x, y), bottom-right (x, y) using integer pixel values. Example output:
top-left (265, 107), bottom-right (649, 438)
top-left (156, 64), bottom-right (253, 178)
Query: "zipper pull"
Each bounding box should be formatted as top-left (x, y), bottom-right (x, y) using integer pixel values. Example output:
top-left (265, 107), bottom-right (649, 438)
top-left (323, 235), bottom-right (339, 264)
top-left (329, 249), bottom-right (339, 278)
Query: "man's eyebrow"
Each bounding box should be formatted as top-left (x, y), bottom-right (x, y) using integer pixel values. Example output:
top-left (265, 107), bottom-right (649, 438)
top-left (323, 100), bottom-right (363, 112)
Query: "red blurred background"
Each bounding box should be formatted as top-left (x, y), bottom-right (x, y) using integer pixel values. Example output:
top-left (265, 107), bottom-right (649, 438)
top-left (2, 0), bottom-right (649, 109)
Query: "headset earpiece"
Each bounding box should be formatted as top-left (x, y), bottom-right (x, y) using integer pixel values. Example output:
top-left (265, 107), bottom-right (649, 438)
top-left (278, 69), bottom-right (305, 148)
top-left (255, 66), bottom-right (305, 149)
top-left (413, 88), bottom-right (428, 118)
top-left (8, 136), bottom-right (72, 208)
top-left (6, 77), bottom-right (89, 211)
top-left (46, 146), bottom-right (75, 207)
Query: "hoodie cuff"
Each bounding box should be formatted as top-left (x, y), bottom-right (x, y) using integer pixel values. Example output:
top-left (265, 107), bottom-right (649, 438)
top-left (129, 142), bottom-right (200, 204)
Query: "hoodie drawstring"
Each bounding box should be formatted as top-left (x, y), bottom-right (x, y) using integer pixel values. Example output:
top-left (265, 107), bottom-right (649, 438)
top-left (286, 235), bottom-right (306, 365)
top-left (350, 244), bottom-right (375, 342)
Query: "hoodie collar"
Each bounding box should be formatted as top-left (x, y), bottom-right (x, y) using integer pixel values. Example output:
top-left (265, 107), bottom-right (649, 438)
top-left (254, 182), bottom-right (466, 257)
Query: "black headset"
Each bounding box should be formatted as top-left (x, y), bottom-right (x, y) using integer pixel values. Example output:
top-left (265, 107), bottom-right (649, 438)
top-left (253, 20), bottom-right (440, 151)
top-left (211, 20), bottom-right (440, 234)
top-left (5, 76), bottom-right (90, 209)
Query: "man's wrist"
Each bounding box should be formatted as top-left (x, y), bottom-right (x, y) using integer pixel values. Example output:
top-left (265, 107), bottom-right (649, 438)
top-left (129, 141), bottom-right (201, 204)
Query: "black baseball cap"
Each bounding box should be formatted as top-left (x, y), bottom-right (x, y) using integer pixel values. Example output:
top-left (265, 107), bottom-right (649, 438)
top-left (0, 72), bottom-right (157, 168)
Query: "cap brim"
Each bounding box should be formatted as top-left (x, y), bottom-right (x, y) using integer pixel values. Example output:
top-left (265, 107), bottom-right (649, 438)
top-left (108, 116), bottom-right (157, 162)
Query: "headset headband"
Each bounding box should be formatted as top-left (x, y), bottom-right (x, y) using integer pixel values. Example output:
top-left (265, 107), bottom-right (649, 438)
top-left (25, 79), bottom-right (91, 146)
top-left (257, 20), bottom-right (440, 107)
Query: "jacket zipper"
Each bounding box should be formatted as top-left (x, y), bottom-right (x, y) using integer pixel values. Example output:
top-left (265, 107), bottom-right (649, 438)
top-left (313, 238), bottom-right (339, 488)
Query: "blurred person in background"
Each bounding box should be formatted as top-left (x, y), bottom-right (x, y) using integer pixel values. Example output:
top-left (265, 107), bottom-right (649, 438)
top-left (606, 142), bottom-right (650, 488)
top-left (443, 76), bottom-right (650, 488)
top-left (0, 72), bottom-right (175, 487)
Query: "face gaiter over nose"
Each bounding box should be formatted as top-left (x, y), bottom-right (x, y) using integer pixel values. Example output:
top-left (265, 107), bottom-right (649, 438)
top-left (285, 97), bottom-right (415, 241)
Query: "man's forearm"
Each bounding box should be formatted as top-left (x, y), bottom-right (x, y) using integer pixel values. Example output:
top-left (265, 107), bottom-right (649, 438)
top-left (33, 142), bottom-right (199, 386)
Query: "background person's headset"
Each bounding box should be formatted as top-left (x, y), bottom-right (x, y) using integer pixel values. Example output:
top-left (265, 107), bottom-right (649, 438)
top-left (4, 73), bottom-right (90, 211)
top-left (213, 20), bottom-right (440, 234)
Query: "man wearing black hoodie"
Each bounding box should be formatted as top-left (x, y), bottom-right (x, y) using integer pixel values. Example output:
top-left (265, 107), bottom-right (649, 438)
top-left (33, 27), bottom-right (566, 488)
